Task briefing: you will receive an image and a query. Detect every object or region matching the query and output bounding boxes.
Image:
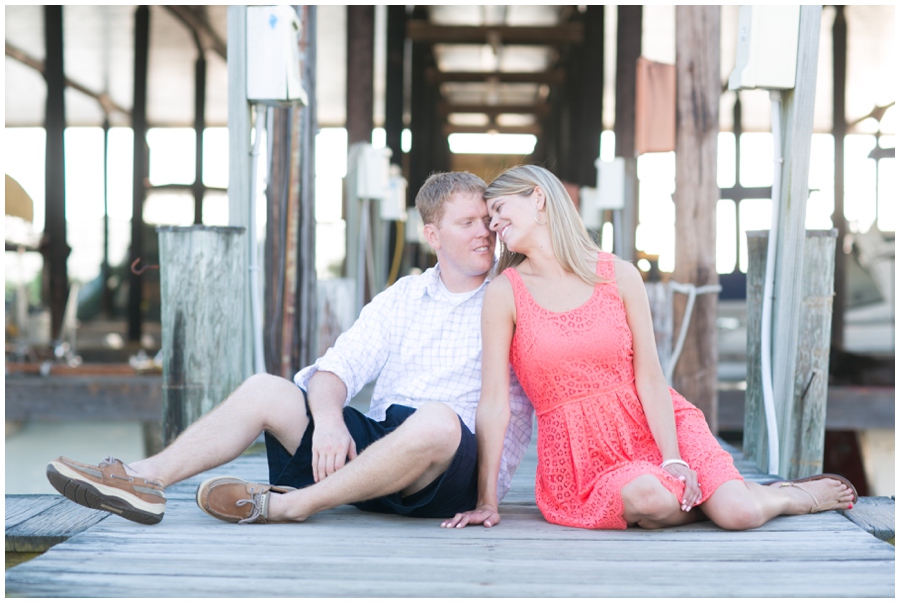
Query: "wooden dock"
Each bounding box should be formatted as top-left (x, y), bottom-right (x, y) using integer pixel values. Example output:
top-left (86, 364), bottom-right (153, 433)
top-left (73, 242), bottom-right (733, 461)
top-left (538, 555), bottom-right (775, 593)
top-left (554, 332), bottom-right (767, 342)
top-left (5, 440), bottom-right (894, 597)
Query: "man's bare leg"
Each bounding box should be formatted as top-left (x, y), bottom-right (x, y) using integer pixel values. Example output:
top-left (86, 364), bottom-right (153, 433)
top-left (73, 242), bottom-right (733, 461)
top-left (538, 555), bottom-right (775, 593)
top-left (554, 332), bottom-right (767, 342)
top-left (265, 401), bottom-right (462, 522)
top-left (129, 374), bottom-right (309, 486)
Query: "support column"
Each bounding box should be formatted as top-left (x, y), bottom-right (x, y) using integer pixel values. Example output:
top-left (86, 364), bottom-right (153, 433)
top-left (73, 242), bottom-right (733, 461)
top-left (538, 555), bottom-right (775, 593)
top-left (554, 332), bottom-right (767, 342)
top-left (128, 5), bottom-right (150, 343)
top-left (346, 6), bottom-right (375, 145)
top-left (614, 6), bottom-right (641, 262)
top-left (769, 6), bottom-right (824, 479)
top-left (43, 6), bottom-right (69, 341)
top-left (385, 5), bottom-right (406, 169)
top-left (227, 6), bottom-right (253, 379)
top-left (408, 6), bottom-right (431, 205)
top-left (193, 43), bottom-right (207, 225)
top-left (572, 5), bottom-right (604, 187)
top-left (345, 6), bottom-right (377, 303)
top-left (672, 6), bottom-right (720, 432)
top-left (830, 6), bottom-right (847, 351)
top-left (295, 5), bottom-right (318, 371)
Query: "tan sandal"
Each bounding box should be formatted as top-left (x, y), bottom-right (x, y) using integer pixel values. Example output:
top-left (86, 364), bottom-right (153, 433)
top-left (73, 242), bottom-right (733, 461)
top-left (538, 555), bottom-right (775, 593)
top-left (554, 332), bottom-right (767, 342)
top-left (764, 473), bottom-right (859, 513)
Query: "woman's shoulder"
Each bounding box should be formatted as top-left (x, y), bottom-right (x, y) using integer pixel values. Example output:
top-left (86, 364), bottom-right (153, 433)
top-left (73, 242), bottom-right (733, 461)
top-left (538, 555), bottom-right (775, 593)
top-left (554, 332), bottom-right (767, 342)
top-left (487, 271), bottom-right (514, 296)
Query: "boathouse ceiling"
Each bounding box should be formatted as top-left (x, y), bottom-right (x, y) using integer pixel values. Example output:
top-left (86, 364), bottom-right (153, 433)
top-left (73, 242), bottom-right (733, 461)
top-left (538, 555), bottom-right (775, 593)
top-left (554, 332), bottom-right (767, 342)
top-left (4, 5), bottom-right (896, 135)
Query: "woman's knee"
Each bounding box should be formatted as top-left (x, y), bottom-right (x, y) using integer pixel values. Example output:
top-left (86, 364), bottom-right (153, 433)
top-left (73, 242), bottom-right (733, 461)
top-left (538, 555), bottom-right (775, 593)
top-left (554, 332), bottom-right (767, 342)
top-left (621, 475), bottom-right (679, 522)
top-left (703, 484), bottom-right (766, 530)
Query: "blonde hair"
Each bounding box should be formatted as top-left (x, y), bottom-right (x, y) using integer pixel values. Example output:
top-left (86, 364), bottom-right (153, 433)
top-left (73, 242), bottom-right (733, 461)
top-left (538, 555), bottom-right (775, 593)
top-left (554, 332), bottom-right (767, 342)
top-left (415, 171), bottom-right (487, 227)
top-left (484, 165), bottom-right (606, 284)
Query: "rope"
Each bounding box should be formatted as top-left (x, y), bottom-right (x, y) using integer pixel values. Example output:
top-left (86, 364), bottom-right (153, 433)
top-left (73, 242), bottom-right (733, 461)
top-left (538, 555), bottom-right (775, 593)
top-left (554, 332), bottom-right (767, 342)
top-left (664, 281), bottom-right (722, 384)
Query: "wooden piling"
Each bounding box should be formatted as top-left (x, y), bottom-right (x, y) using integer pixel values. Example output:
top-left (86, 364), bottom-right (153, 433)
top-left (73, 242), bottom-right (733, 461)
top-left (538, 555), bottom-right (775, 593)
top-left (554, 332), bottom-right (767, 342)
top-left (745, 229), bottom-right (837, 478)
top-left (672, 6), bottom-right (720, 432)
top-left (157, 226), bottom-right (246, 445)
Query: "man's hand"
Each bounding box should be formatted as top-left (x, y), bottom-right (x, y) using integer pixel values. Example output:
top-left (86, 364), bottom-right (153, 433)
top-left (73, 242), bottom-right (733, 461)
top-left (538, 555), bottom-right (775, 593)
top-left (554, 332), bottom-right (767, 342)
top-left (311, 420), bottom-right (358, 482)
top-left (440, 505), bottom-right (500, 529)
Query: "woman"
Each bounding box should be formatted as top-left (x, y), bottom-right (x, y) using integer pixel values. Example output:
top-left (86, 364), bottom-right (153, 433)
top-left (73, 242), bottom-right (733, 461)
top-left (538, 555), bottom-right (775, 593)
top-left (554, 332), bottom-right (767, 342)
top-left (442, 165), bottom-right (856, 531)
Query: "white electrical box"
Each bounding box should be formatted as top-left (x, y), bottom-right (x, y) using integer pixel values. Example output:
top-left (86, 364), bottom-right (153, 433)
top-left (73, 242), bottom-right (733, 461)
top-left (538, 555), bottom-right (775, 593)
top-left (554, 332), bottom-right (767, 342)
top-left (405, 208), bottom-right (427, 244)
top-left (728, 5), bottom-right (801, 91)
top-left (348, 143), bottom-right (391, 201)
top-left (579, 186), bottom-right (603, 230)
top-left (596, 158), bottom-right (626, 210)
top-left (381, 165), bottom-right (408, 222)
top-left (246, 6), bottom-right (308, 106)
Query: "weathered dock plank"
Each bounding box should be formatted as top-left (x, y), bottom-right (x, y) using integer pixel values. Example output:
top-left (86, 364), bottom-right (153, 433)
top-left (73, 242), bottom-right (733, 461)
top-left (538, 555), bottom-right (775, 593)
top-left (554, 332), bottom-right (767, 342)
top-left (5, 442), bottom-right (894, 598)
top-left (6, 495), bottom-right (109, 553)
top-left (841, 496), bottom-right (895, 542)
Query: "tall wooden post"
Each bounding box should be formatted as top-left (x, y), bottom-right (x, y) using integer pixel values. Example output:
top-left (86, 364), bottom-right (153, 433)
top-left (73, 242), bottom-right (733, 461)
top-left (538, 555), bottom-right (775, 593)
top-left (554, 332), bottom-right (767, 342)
top-left (345, 6), bottom-right (377, 305)
top-left (346, 6), bottom-right (375, 145)
top-left (129, 5), bottom-right (150, 343)
top-left (227, 6), bottom-right (253, 379)
top-left (769, 6), bottom-right (823, 479)
top-left (746, 230), bottom-right (836, 477)
top-left (295, 5), bottom-right (318, 372)
top-left (43, 6), bottom-right (68, 341)
top-left (614, 6), bottom-right (641, 262)
top-left (831, 6), bottom-right (847, 351)
top-left (672, 6), bottom-right (720, 432)
top-left (158, 226), bottom-right (246, 445)
top-left (385, 5), bottom-right (406, 170)
top-left (571, 5), bottom-right (604, 187)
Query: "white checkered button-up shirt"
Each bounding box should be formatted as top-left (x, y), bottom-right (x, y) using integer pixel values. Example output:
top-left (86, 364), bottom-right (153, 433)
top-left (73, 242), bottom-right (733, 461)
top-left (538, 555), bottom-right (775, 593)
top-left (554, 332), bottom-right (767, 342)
top-left (295, 264), bottom-right (533, 501)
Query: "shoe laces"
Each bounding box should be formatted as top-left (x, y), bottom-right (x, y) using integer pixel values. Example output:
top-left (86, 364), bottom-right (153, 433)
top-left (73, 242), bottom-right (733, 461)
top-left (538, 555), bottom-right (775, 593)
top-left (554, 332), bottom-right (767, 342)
top-left (236, 488), bottom-right (266, 524)
top-left (100, 456), bottom-right (164, 489)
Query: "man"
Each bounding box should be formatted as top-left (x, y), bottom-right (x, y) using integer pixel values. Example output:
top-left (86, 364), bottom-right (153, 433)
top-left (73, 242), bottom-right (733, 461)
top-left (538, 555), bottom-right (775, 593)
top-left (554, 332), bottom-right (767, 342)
top-left (47, 171), bottom-right (533, 525)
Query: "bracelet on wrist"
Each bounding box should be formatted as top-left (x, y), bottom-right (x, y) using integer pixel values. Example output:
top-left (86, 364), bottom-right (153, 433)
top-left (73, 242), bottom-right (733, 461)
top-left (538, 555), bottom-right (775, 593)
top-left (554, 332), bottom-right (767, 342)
top-left (661, 458), bottom-right (689, 470)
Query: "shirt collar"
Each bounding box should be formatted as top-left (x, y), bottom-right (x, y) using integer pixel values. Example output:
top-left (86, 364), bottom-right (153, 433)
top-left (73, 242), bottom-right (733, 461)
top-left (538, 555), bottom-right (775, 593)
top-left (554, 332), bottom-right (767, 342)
top-left (419, 262), bottom-right (494, 301)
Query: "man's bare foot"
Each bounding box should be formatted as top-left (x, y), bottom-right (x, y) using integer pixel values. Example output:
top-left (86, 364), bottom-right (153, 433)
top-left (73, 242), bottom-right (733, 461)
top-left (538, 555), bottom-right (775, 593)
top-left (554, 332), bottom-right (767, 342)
top-left (767, 474), bottom-right (858, 514)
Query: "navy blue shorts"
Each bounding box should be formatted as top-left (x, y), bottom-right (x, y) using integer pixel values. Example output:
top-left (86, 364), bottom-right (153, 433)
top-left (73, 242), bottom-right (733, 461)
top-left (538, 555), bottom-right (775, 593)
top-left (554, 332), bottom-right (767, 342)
top-left (265, 397), bottom-right (478, 518)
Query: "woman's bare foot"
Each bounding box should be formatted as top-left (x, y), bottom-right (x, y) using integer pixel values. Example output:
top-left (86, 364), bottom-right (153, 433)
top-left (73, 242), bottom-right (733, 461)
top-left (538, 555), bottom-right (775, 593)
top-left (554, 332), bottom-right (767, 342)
top-left (768, 474), bottom-right (857, 515)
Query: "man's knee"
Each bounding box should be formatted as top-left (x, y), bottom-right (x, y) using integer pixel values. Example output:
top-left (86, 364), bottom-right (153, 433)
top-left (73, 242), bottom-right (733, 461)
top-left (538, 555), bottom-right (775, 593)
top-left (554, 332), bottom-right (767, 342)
top-left (405, 402), bottom-right (461, 459)
top-left (233, 374), bottom-right (307, 425)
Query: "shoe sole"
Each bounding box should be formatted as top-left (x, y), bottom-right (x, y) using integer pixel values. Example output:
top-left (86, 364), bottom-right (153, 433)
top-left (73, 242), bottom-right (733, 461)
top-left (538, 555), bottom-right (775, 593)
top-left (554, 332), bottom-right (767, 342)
top-left (46, 462), bottom-right (165, 525)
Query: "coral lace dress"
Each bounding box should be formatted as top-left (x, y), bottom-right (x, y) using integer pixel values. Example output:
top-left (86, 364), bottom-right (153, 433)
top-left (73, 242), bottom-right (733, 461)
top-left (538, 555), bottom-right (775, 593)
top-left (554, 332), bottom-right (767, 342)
top-left (504, 252), bottom-right (742, 529)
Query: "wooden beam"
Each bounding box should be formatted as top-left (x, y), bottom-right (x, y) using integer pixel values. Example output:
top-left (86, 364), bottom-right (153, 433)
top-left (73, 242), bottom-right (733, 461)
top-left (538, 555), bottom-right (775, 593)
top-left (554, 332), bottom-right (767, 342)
top-left (427, 68), bottom-right (565, 85)
top-left (385, 5), bottom-right (406, 166)
top-left (719, 386), bottom-right (895, 432)
top-left (439, 103), bottom-right (551, 118)
top-left (294, 5), bottom-right (318, 371)
top-left (831, 6), bottom-right (847, 351)
top-left (745, 230), bottom-right (836, 476)
top-left (164, 5), bottom-right (227, 60)
top-left (570, 5), bottom-right (604, 187)
top-left (128, 5), bottom-right (150, 343)
top-left (407, 21), bottom-right (583, 45)
top-left (5, 43), bottom-right (130, 117)
top-left (614, 6), bottom-right (641, 262)
top-left (769, 6), bottom-right (825, 480)
top-left (672, 6), bottom-right (720, 432)
top-left (43, 6), bottom-right (68, 342)
top-left (443, 124), bottom-right (542, 136)
top-left (5, 375), bottom-right (162, 422)
top-left (346, 6), bottom-right (375, 144)
top-left (226, 6), bottom-right (254, 379)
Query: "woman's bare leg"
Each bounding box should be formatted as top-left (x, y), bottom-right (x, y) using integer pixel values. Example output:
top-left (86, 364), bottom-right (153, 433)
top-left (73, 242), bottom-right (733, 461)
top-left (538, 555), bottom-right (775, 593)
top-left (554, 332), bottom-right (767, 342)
top-left (621, 474), bottom-right (700, 529)
top-left (700, 478), bottom-right (856, 531)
